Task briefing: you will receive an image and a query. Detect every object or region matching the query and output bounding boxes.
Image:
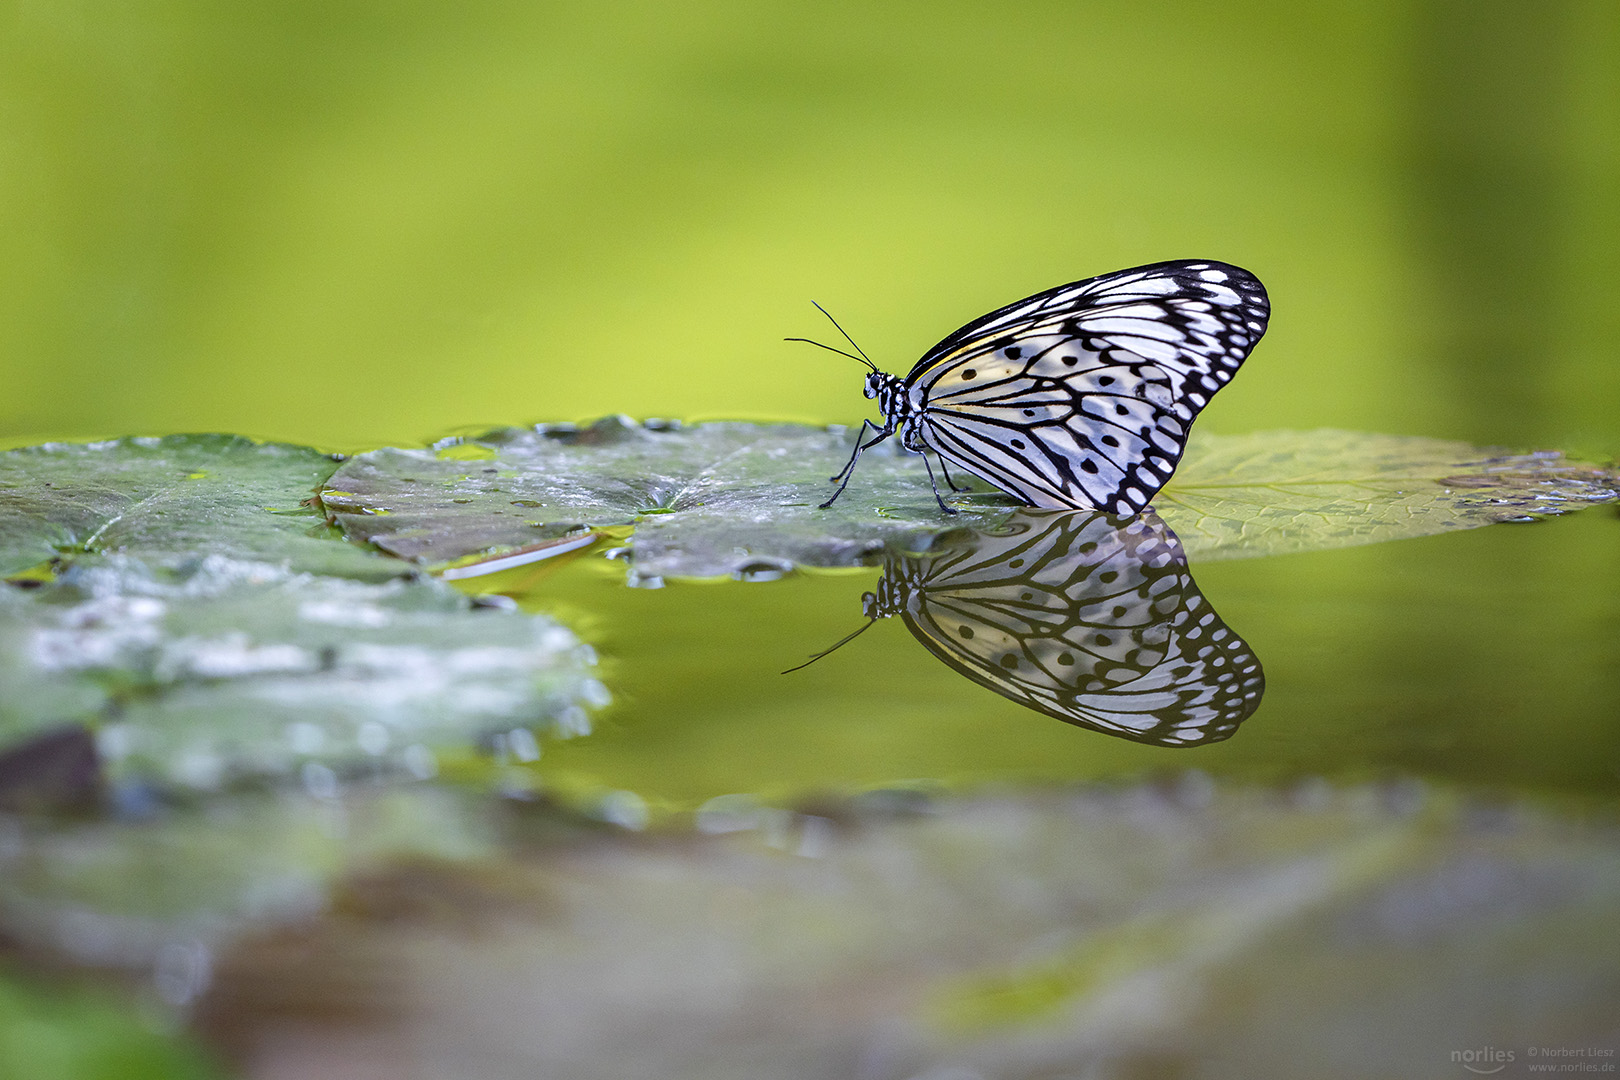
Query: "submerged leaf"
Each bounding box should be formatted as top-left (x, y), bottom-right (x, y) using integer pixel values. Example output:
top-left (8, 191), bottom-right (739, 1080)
top-left (0, 434), bottom-right (403, 580)
top-left (322, 420), bottom-right (1619, 578)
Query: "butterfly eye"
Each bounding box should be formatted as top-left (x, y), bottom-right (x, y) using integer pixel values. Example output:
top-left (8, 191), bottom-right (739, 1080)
top-left (863, 373), bottom-right (881, 399)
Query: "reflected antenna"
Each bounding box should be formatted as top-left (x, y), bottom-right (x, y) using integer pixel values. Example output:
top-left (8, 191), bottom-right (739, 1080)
top-left (781, 616), bottom-right (880, 674)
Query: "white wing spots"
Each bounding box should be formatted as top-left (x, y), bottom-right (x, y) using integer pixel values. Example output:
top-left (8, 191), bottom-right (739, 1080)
top-left (1198, 268), bottom-right (1228, 282)
top-left (1122, 276), bottom-right (1180, 297)
top-left (1135, 338), bottom-right (1190, 365)
top-left (1139, 383), bottom-right (1173, 408)
top-left (1085, 310), bottom-right (1190, 340)
top-left (1147, 420), bottom-right (1183, 454)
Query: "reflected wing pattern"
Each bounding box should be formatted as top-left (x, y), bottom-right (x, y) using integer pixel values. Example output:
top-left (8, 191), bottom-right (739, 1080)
top-left (867, 510), bottom-right (1264, 745)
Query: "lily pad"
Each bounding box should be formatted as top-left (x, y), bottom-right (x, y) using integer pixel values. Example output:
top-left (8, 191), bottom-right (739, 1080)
top-left (320, 417), bottom-right (1018, 583)
top-left (321, 419), bottom-right (1619, 578)
top-left (0, 555), bottom-right (609, 790)
top-left (1159, 429), bottom-right (1620, 561)
top-left (0, 435), bottom-right (404, 581)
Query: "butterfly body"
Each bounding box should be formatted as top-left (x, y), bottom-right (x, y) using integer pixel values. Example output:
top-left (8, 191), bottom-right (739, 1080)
top-left (818, 260), bottom-right (1270, 515)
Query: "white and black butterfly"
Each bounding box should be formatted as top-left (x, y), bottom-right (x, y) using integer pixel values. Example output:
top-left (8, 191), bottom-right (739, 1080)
top-left (797, 260), bottom-right (1269, 515)
top-left (793, 510), bottom-right (1264, 746)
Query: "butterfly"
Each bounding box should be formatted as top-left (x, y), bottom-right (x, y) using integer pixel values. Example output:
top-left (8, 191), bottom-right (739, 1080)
top-left (795, 260), bottom-right (1269, 515)
top-left (791, 509), bottom-right (1264, 746)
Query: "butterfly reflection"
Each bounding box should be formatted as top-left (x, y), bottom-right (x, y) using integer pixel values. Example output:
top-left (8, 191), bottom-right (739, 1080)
top-left (820, 510), bottom-right (1264, 746)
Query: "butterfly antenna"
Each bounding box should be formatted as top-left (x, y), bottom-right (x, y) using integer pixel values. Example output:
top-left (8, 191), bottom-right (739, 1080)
top-left (783, 336), bottom-right (875, 371)
top-left (811, 301), bottom-right (878, 371)
top-left (781, 617), bottom-right (880, 674)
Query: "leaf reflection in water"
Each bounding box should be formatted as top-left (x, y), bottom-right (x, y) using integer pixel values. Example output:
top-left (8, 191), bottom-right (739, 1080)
top-left (806, 511), bottom-right (1265, 746)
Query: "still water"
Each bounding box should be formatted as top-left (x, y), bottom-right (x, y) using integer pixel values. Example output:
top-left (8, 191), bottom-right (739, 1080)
top-left (501, 497), bottom-right (1620, 811)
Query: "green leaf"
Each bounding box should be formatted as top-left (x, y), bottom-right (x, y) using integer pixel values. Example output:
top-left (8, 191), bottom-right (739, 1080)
top-left (320, 417), bottom-right (1021, 584)
top-left (321, 420), bottom-right (1620, 578)
top-left (1159, 429), bottom-right (1620, 561)
top-left (0, 556), bottom-right (608, 789)
top-left (0, 435), bottom-right (404, 581)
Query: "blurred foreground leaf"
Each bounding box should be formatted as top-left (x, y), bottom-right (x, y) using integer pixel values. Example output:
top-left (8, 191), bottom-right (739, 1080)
top-left (0, 786), bottom-right (492, 1002)
top-left (322, 420), bottom-right (1619, 578)
top-left (0, 557), bottom-right (607, 790)
top-left (173, 780), bottom-right (1620, 1079)
top-left (0, 435), bottom-right (402, 581)
top-left (5, 777), bottom-right (1614, 1078)
top-left (0, 968), bottom-right (223, 1080)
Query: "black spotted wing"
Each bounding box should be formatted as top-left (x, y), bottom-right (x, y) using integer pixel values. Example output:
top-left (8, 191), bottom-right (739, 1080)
top-left (907, 260), bottom-right (1269, 514)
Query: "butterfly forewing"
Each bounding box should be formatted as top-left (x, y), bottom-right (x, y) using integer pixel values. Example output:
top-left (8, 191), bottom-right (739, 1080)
top-left (904, 260), bottom-right (1269, 515)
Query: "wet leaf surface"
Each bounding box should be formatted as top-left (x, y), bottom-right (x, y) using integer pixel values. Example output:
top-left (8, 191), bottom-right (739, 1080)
top-left (320, 418), bottom-right (1020, 583)
top-left (0, 435), bottom-right (403, 581)
top-left (1160, 429), bottom-right (1620, 561)
top-left (321, 420), bottom-right (1620, 578)
top-left (0, 556), bottom-right (607, 790)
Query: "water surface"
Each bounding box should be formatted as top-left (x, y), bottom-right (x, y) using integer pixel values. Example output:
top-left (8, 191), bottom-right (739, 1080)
top-left (507, 502), bottom-right (1620, 809)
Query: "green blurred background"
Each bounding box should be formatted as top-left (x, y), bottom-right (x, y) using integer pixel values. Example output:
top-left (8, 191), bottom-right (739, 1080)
top-left (2, 0), bottom-right (1615, 455)
top-left (2, 7), bottom-right (1617, 1076)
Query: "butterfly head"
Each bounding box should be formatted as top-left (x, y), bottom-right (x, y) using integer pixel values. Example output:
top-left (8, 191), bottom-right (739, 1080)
top-left (862, 572), bottom-right (909, 620)
top-left (860, 590), bottom-right (882, 620)
top-left (866, 372), bottom-right (912, 428)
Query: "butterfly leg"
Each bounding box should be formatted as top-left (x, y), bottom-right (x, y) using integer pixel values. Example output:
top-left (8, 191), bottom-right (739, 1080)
top-left (937, 455), bottom-right (972, 493)
top-left (920, 452), bottom-right (958, 515)
top-left (829, 420), bottom-right (883, 484)
top-left (821, 421), bottom-right (892, 509)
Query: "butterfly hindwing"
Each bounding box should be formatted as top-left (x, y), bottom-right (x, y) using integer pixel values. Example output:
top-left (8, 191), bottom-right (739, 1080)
top-left (905, 260), bottom-right (1269, 514)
